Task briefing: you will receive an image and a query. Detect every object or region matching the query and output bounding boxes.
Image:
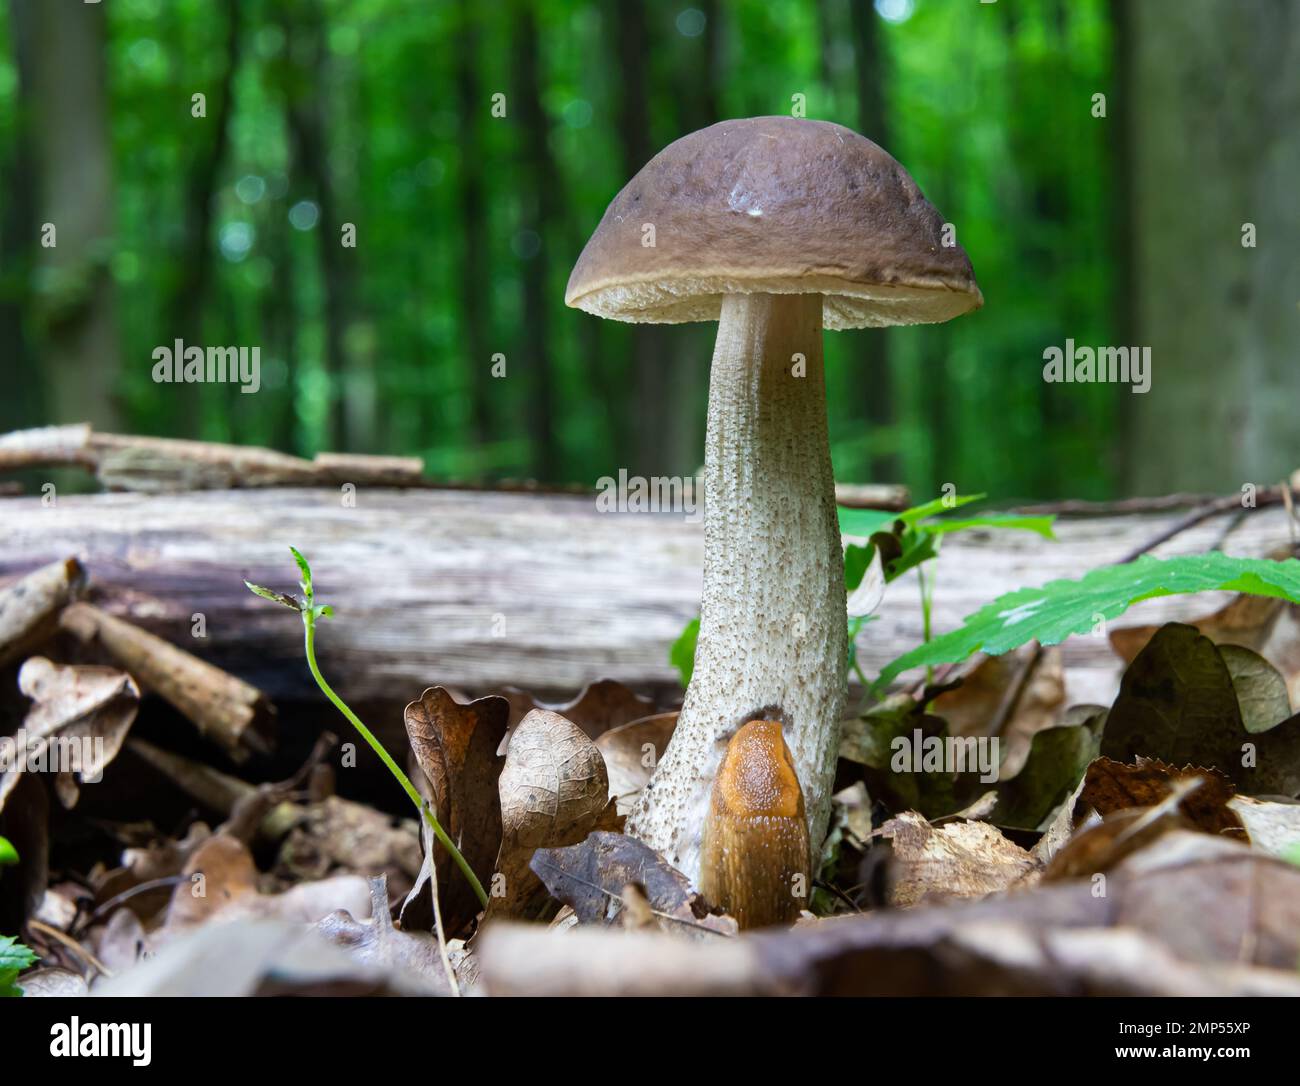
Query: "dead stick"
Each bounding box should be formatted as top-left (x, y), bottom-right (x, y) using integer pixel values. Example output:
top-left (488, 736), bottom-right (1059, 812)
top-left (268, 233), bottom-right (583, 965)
top-left (0, 558), bottom-right (85, 666)
top-left (1116, 488), bottom-right (1290, 565)
top-left (59, 603), bottom-right (275, 760)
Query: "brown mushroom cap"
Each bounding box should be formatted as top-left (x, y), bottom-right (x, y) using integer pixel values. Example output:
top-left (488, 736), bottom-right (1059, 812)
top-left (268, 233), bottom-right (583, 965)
top-left (566, 116), bottom-right (982, 330)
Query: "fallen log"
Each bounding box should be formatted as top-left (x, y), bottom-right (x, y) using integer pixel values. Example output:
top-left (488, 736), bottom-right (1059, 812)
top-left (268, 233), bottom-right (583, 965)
top-left (0, 487), bottom-right (1293, 709)
top-left (0, 424), bottom-right (910, 509)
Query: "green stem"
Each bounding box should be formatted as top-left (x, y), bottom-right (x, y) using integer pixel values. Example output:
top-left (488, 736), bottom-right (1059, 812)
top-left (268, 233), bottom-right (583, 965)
top-left (303, 612), bottom-right (489, 909)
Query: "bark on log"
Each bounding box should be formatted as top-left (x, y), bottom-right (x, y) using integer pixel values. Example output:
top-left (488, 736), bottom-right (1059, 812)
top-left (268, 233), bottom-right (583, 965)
top-left (0, 488), bottom-right (1293, 710)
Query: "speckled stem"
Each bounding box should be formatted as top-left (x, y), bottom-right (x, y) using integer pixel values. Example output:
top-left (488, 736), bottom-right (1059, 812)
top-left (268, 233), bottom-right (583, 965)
top-left (627, 292), bottom-right (847, 886)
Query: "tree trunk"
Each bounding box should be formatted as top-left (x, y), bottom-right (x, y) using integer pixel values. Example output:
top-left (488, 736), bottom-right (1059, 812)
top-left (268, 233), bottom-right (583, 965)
top-left (848, 0), bottom-right (897, 483)
top-left (280, 0), bottom-right (354, 451)
top-left (455, 0), bottom-right (493, 458)
top-left (165, 0), bottom-right (242, 438)
top-left (513, 1), bottom-right (557, 481)
top-left (0, 0), bottom-right (40, 434)
top-left (1122, 0), bottom-right (1300, 493)
top-left (18, 0), bottom-right (121, 429)
top-left (612, 0), bottom-right (668, 477)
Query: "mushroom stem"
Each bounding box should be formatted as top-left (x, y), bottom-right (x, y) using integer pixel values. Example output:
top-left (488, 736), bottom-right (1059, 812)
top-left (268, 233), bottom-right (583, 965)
top-left (628, 292), bottom-right (847, 886)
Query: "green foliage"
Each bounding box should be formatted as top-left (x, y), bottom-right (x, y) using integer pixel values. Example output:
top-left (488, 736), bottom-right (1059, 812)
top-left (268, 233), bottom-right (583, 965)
top-left (840, 692), bottom-right (1102, 828)
top-left (669, 617), bottom-right (699, 688)
top-left (0, 934), bottom-right (37, 997)
top-left (672, 495), bottom-right (1055, 687)
top-left (1100, 624), bottom-right (1300, 796)
top-left (246, 549), bottom-right (486, 909)
top-left (0, 0), bottom-right (1117, 498)
top-left (0, 836), bottom-right (16, 866)
top-left (842, 492), bottom-right (1055, 593)
top-left (877, 554), bottom-right (1300, 690)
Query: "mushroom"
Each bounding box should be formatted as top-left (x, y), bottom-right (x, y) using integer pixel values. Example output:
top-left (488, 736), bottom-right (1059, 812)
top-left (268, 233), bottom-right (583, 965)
top-left (565, 117), bottom-right (982, 888)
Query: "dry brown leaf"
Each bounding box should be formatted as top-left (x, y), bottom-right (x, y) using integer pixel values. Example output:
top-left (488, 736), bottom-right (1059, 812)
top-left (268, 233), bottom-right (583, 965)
top-left (929, 644), bottom-right (1065, 777)
top-left (164, 834), bottom-right (371, 932)
top-left (1079, 756), bottom-right (1245, 839)
top-left (529, 830), bottom-right (735, 935)
top-left (594, 711), bottom-right (678, 815)
top-left (3, 657), bottom-right (139, 811)
top-left (17, 968), bottom-right (89, 997)
top-left (486, 708), bottom-right (616, 920)
top-left (1111, 593), bottom-right (1300, 705)
top-left (501, 679), bottom-right (656, 740)
top-left (1226, 795), bottom-right (1300, 856)
top-left (274, 796), bottom-right (422, 899)
top-left (876, 811), bottom-right (1038, 906)
top-left (315, 876), bottom-right (451, 994)
top-left (95, 917), bottom-right (442, 996)
top-left (1043, 776), bottom-right (1203, 881)
top-left (400, 687), bottom-right (508, 933)
top-left (480, 834), bottom-right (1300, 996)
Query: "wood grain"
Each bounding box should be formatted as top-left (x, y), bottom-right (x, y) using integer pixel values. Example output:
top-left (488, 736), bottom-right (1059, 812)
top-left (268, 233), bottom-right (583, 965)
top-left (0, 488), bottom-right (1291, 709)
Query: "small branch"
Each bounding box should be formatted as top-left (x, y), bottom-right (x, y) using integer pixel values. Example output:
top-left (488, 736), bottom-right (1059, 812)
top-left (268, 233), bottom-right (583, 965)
top-left (1116, 487), bottom-right (1291, 565)
top-left (59, 602), bottom-right (275, 760)
top-left (0, 424), bottom-right (909, 509)
top-left (0, 557), bottom-right (84, 666)
top-left (1014, 492), bottom-right (1224, 516)
top-left (0, 424), bottom-right (423, 491)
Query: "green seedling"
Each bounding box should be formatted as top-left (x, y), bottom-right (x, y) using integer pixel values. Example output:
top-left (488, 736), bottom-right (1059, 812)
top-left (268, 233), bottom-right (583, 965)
top-left (247, 547), bottom-right (488, 909)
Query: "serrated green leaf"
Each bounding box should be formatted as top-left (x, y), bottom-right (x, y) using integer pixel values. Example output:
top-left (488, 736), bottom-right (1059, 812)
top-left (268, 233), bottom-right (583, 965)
top-left (877, 554), bottom-right (1300, 690)
top-left (670, 617), bottom-right (699, 688)
top-left (0, 935), bottom-right (37, 997)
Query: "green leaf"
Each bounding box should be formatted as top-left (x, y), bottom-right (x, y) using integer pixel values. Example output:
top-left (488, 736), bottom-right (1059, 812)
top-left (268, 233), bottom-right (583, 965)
top-left (924, 514), bottom-right (1057, 540)
top-left (244, 581), bottom-right (302, 611)
top-left (844, 542), bottom-right (875, 591)
top-left (1100, 624), bottom-right (1300, 796)
top-left (670, 618), bottom-right (699, 688)
top-left (991, 723), bottom-right (1100, 830)
top-left (289, 546), bottom-right (314, 599)
top-left (838, 507), bottom-right (898, 538)
top-left (895, 492), bottom-right (985, 525)
top-left (837, 493), bottom-right (985, 538)
top-left (876, 554), bottom-right (1300, 691)
top-left (0, 935), bottom-right (37, 998)
top-left (885, 529), bottom-right (938, 582)
top-left (0, 837), bottom-right (16, 866)
top-left (1220, 644), bottom-right (1292, 733)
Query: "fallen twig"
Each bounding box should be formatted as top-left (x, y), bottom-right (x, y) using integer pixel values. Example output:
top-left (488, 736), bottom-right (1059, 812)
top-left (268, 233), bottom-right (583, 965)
top-left (0, 557), bottom-right (85, 666)
top-left (59, 602), bottom-right (275, 760)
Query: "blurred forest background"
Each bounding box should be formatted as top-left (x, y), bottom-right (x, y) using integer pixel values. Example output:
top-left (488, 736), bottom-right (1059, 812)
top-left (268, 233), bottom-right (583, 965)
top-left (0, 0), bottom-right (1296, 500)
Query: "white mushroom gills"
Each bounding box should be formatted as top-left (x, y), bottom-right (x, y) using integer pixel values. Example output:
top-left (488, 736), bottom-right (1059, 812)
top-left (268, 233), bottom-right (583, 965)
top-left (627, 291), bottom-right (847, 886)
